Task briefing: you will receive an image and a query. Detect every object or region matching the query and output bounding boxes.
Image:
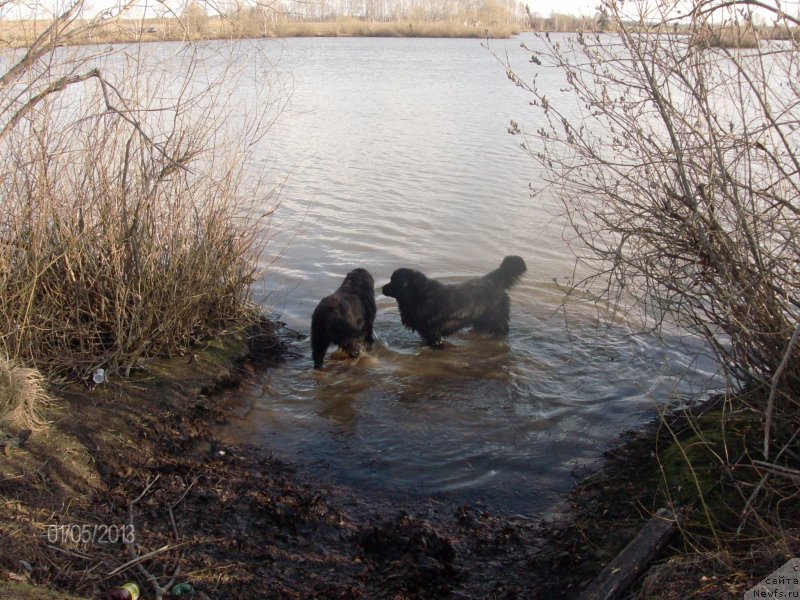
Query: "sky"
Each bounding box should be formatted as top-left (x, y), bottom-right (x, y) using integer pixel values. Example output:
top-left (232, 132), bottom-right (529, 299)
top-left (5, 0), bottom-right (798, 22)
top-left (525, 0), bottom-right (597, 16)
top-left (9, 0), bottom-right (604, 21)
top-left (525, 0), bottom-right (800, 21)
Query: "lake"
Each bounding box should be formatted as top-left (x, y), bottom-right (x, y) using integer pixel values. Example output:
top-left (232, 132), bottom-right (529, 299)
top-left (211, 34), bottom-right (722, 514)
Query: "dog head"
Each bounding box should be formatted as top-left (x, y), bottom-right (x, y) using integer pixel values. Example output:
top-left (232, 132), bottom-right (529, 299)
top-left (382, 268), bottom-right (429, 300)
top-left (342, 268), bottom-right (375, 295)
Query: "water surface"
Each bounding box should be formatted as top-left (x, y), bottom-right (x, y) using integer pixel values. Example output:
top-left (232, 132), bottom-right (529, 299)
top-left (228, 35), bottom-right (720, 513)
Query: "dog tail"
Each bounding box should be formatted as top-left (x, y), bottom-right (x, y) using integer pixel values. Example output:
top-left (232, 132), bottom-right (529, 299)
top-left (486, 255), bottom-right (527, 289)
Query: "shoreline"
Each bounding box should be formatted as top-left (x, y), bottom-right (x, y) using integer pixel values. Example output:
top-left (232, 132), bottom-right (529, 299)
top-left (0, 18), bottom-right (520, 49)
top-left (0, 319), bottom-right (547, 598)
top-left (0, 320), bottom-right (783, 598)
top-left (3, 17), bottom-right (795, 49)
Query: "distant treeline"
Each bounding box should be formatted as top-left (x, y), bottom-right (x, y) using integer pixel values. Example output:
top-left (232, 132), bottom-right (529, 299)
top-left (525, 10), bottom-right (594, 32)
top-left (270, 0), bottom-right (523, 25)
top-left (0, 0), bottom-right (530, 45)
top-left (526, 7), bottom-right (799, 46)
top-left (1, 0), bottom-right (797, 45)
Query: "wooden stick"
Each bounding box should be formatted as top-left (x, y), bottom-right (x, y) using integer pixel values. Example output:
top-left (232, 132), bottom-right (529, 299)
top-left (752, 460), bottom-right (800, 482)
top-left (578, 508), bottom-right (681, 600)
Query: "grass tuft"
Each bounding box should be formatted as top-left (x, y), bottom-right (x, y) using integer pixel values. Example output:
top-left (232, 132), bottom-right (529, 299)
top-left (0, 356), bottom-right (52, 432)
top-left (0, 46), bottom-right (275, 383)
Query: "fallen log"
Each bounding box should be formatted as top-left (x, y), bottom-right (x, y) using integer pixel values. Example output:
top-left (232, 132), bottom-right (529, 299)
top-left (578, 507), bottom-right (681, 600)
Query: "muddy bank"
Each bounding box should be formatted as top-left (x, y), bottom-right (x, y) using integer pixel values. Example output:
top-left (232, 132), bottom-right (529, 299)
top-left (1, 320), bottom-right (790, 599)
top-left (0, 321), bottom-right (544, 598)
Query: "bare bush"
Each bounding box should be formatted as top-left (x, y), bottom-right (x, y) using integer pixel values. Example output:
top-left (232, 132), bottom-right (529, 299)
top-left (505, 0), bottom-right (799, 550)
top-left (0, 2), bottom-right (282, 381)
top-left (509, 0), bottom-right (799, 424)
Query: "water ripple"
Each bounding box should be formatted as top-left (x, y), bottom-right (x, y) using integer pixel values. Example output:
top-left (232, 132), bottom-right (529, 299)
top-left (225, 35), bottom-right (722, 515)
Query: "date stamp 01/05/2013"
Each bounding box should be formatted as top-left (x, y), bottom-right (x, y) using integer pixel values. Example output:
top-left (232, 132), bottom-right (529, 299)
top-left (42, 523), bottom-right (136, 547)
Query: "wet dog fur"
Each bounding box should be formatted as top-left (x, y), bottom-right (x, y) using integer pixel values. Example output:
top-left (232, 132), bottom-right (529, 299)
top-left (382, 256), bottom-right (526, 346)
top-left (311, 268), bottom-right (377, 369)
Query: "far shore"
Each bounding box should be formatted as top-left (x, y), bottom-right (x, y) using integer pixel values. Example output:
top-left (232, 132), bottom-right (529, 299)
top-left (0, 16), bottom-right (521, 48)
top-left (2, 14), bottom-right (795, 49)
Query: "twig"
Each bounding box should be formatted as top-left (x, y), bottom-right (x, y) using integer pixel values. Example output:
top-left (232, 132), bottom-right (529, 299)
top-left (739, 458), bottom-right (800, 530)
top-left (168, 475), bottom-right (199, 540)
top-left (0, 0), bottom-right (84, 91)
top-left (751, 460), bottom-right (800, 482)
top-left (764, 323), bottom-right (800, 460)
top-left (46, 545), bottom-right (93, 560)
top-left (168, 505), bottom-right (179, 541)
top-left (134, 560), bottom-right (180, 600)
top-left (108, 544), bottom-right (171, 577)
top-left (692, 0), bottom-right (800, 27)
top-left (118, 474), bottom-right (181, 599)
top-left (737, 471), bottom-right (770, 533)
top-left (130, 474), bottom-right (161, 505)
top-left (0, 70), bottom-right (101, 140)
top-left (173, 475), bottom-right (201, 509)
top-left (94, 75), bottom-right (194, 175)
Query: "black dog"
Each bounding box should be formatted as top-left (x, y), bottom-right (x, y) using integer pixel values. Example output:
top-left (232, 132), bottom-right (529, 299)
top-left (311, 268), bottom-right (377, 369)
top-left (382, 256), bottom-right (526, 346)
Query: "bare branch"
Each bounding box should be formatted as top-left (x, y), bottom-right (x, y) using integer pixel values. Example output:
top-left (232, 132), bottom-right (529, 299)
top-left (0, 69), bottom-right (100, 141)
top-left (0, 0), bottom-right (85, 90)
top-left (691, 0), bottom-right (800, 27)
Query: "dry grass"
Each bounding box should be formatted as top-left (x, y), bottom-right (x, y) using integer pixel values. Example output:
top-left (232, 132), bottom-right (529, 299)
top-left (0, 356), bottom-right (52, 431)
top-left (0, 41), bottom-right (277, 384)
top-left (692, 24), bottom-right (761, 48)
top-left (0, 582), bottom-right (88, 600)
top-left (0, 129), bottom-right (267, 380)
top-left (272, 18), bottom-right (518, 38)
top-left (0, 16), bottom-right (230, 46)
top-left (0, 15), bottom-right (517, 47)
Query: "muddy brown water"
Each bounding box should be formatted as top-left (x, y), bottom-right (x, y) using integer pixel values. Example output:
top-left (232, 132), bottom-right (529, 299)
top-left (208, 34), bottom-right (721, 515)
